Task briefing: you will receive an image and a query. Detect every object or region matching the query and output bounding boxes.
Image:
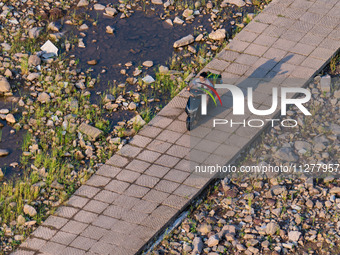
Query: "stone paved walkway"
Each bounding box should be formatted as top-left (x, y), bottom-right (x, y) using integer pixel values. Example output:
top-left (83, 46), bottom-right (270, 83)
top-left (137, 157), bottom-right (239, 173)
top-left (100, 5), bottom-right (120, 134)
top-left (14, 0), bottom-right (340, 254)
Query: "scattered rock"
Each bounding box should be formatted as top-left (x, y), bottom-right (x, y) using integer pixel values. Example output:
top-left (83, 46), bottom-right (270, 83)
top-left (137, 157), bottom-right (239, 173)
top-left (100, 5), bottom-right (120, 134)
top-left (143, 61), bottom-right (154, 67)
top-left (106, 26), bottom-right (115, 34)
top-left (320, 74), bottom-right (331, 92)
top-left (288, 231), bottom-right (301, 242)
top-left (78, 122), bottom-right (103, 140)
top-left (37, 92), bottom-right (51, 103)
top-left (173, 34), bottom-right (194, 48)
top-left (151, 0), bottom-right (163, 4)
top-left (23, 205), bottom-right (37, 217)
top-left (0, 76), bottom-right (11, 93)
top-left (274, 147), bottom-right (299, 162)
top-left (87, 60), bottom-right (97, 65)
top-left (266, 222), bottom-right (280, 235)
top-left (209, 29), bottom-right (226, 40)
top-left (142, 75), bottom-right (155, 84)
top-left (0, 149), bottom-right (9, 157)
top-left (94, 4), bottom-right (105, 10)
top-left (105, 7), bottom-right (118, 16)
top-left (77, 0), bottom-right (89, 7)
top-left (221, 0), bottom-right (246, 7)
top-left (28, 55), bottom-right (41, 66)
top-left (6, 114), bottom-right (16, 123)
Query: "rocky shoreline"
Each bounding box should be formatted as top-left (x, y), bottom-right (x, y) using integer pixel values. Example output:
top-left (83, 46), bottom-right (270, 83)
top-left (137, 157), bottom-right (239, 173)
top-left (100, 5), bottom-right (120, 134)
top-left (152, 69), bottom-right (340, 254)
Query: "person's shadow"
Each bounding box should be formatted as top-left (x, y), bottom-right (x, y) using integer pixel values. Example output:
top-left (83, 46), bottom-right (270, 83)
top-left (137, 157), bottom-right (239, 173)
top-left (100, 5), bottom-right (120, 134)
top-left (196, 54), bottom-right (294, 127)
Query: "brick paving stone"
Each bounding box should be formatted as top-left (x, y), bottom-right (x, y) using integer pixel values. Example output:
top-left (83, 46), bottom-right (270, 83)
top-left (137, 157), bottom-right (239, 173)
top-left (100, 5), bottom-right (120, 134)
top-left (273, 38), bottom-right (296, 51)
top-left (141, 214), bottom-right (172, 230)
top-left (113, 194), bottom-right (141, 209)
top-left (300, 56), bottom-right (326, 70)
top-left (290, 42), bottom-right (316, 56)
top-left (40, 241), bottom-right (66, 255)
top-left (67, 196), bottom-right (89, 209)
top-left (148, 116), bottom-right (173, 128)
top-left (132, 199), bottom-right (159, 213)
top-left (90, 241), bottom-right (116, 255)
top-left (155, 180), bottom-right (180, 193)
top-left (194, 139), bottom-right (220, 153)
top-left (226, 39), bottom-right (250, 53)
top-left (86, 175), bottom-right (111, 187)
top-left (311, 24), bottom-right (333, 37)
top-left (319, 37), bottom-right (340, 50)
top-left (62, 247), bottom-right (86, 255)
top-left (137, 150), bottom-right (161, 163)
top-left (174, 134), bottom-right (191, 148)
top-left (235, 54), bottom-right (260, 66)
top-left (163, 194), bottom-right (189, 209)
top-left (262, 25), bottom-right (286, 38)
top-left (144, 164), bottom-right (170, 178)
top-left (156, 130), bottom-right (182, 143)
top-left (158, 106), bottom-right (183, 118)
top-left (138, 126), bottom-right (162, 138)
top-left (135, 174), bottom-right (160, 188)
top-left (129, 225), bottom-right (157, 241)
top-left (74, 185), bottom-right (100, 199)
top-left (54, 206), bottom-right (79, 219)
top-left (100, 230), bottom-right (128, 246)
top-left (253, 12), bottom-right (278, 24)
top-left (106, 154), bottom-right (129, 167)
top-left (183, 173), bottom-right (211, 189)
top-left (155, 154), bottom-right (180, 168)
top-left (94, 190), bottom-right (119, 204)
top-left (116, 169), bottom-right (141, 183)
top-left (167, 120), bottom-right (187, 133)
top-left (50, 231), bottom-right (77, 245)
top-left (244, 43), bottom-right (268, 57)
top-left (74, 210), bottom-right (98, 224)
top-left (126, 159), bottom-right (151, 173)
top-left (129, 135), bottom-right (152, 147)
top-left (11, 250), bottom-right (35, 255)
top-left (244, 22), bottom-right (269, 34)
top-left (175, 159), bottom-right (191, 172)
top-left (92, 215), bottom-right (119, 229)
top-left (20, 238), bottom-right (47, 250)
top-left (310, 47), bottom-right (336, 61)
top-left (143, 189), bottom-right (169, 203)
top-left (83, 200), bottom-right (109, 214)
top-left (105, 180), bottom-right (130, 193)
top-left (216, 49), bottom-right (240, 62)
top-left (117, 144), bottom-right (142, 158)
top-left (111, 219), bottom-right (138, 234)
top-left (299, 11), bottom-right (324, 24)
top-left (96, 165), bottom-right (121, 178)
top-left (120, 235), bottom-right (145, 250)
top-left (174, 185), bottom-right (200, 199)
top-left (166, 145), bottom-right (189, 158)
top-left (164, 169), bottom-right (189, 183)
top-left (263, 48), bottom-right (287, 60)
top-left (290, 66), bottom-right (316, 79)
top-left (187, 149), bottom-right (210, 164)
top-left (43, 216), bottom-right (69, 229)
top-left (70, 236), bottom-right (97, 251)
top-left (225, 62), bottom-right (249, 76)
top-left (121, 209), bottom-right (149, 225)
top-left (81, 225), bottom-right (109, 240)
top-left (206, 59), bottom-right (230, 72)
top-left (61, 220), bottom-right (88, 235)
top-left (124, 184), bottom-right (150, 198)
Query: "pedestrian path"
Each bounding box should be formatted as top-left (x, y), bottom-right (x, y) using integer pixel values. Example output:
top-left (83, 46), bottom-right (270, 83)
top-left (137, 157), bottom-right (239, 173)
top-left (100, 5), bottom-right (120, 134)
top-left (14, 0), bottom-right (340, 254)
